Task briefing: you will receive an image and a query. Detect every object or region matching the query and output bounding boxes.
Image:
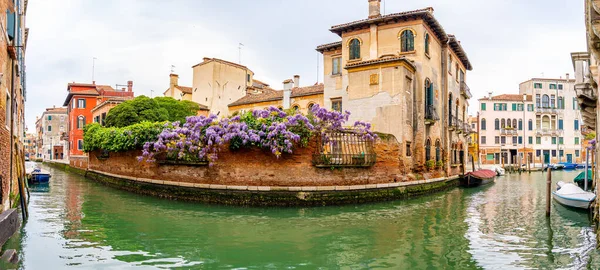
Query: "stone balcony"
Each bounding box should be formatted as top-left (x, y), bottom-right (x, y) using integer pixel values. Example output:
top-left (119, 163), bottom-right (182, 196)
top-left (500, 128), bottom-right (518, 136)
top-left (535, 107), bottom-right (559, 115)
top-left (535, 129), bottom-right (564, 136)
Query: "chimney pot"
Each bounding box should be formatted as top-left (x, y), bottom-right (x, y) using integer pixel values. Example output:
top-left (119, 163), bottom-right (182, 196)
top-left (368, 0), bottom-right (381, 18)
top-left (203, 57), bottom-right (211, 62)
top-left (92, 81), bottom-right (96, 85)
top-left (566, 73), bottom-right (570, 80)
top-left (293, 75), bottom-right (300, 88)
top-left (127, 80), bottom-right (133, 92)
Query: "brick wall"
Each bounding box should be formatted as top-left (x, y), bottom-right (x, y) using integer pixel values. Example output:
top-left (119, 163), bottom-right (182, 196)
top-left (70, 155), bottom-right (89, 169)
top-left (88, 138), bottom-right (413, 187)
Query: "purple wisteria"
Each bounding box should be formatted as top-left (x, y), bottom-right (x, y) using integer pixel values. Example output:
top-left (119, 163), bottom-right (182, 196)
top-left (139, 105), bottom-right (377, 165)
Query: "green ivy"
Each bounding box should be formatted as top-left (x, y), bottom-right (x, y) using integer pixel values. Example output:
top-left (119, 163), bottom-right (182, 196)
top-left (83, 121), bottom-right (167, 152)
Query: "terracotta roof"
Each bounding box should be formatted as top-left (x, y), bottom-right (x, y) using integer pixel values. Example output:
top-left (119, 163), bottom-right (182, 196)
top-left (229, 84), bottom-right (324, 107)
top-left (96, 85), bottom-right (116, 92)
top-left (329, 7), bottom-right (448, 43)
top-left (479, 94), bottom-right (533, 102)
top-left (192, 57), bottom-right (250, 71)
top-left (175, 86), bottom-right (193, 94)
top-left (62, 89), bottom-right (99, 106)
top-left (252, 79), bottom-right (270, 88)
top-left (191, 101), bottom-right (209, 110)
top-left (91, 98), bottom-right (129, 113)
top-left (45, 107), bottom-right (67, 113)
top-left (523, 78), bottom-right (575, 83)
top-left (316, 41), bottom-right (343, 52)
top-left (345, 55), bottom-right (415, 70)
top-left (448, 34), bottom-right (472, 71)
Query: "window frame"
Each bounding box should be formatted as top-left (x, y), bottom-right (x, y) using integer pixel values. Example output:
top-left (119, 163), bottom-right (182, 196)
top-left (332, 57), bottom-right (341, 75)
top-left (400, 29), bottom-right (415, 53)
top-left (348, 38), bottom-right (361, 60)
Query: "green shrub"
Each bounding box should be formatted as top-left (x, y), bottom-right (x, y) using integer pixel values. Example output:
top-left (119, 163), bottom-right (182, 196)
top-left (83, 121), bottom-right (166, 152)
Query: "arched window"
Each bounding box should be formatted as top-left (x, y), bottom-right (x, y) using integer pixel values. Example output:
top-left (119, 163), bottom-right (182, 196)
top-left (424, 33), bottom-right (430, 55)
top-left (448, 93), bottom-right (453, 125)
top-left (542, 115), bottom-right (550, 129)
top-left (425, 139), bottom-right (431, 161)
top-left (512, 119), bottom-right (517, 128)
top-left (400, 30), bottom-right (415, 52)
top-left (425, 79), bottom-right (434, 119)
top-left (307, 103), bottom-right (315, 114)
top-left (349, 39), bottom-right (361, 60)
top-left (77, 116), bottom-right (85, 130)
top-left (292, 105), bottom-right (299, 111)
top-left (528, 119), bottom-right (533, 130)
top-left (435, 140), bottom-right (441, 162)
top-left (542, 95), bottom-right (550, 108)
top-left (481, 118), bottom-right (486, 130)
top-left (495, 118), bottom-right (500, 130)
top-left (501, 119), bottom-right (506, 128)
top-left (518, 119), bottom-right (523, 130)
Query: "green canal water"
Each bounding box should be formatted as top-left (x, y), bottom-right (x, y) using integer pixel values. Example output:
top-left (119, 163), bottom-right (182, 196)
top-left (4, 165), bottom-right (600, 269)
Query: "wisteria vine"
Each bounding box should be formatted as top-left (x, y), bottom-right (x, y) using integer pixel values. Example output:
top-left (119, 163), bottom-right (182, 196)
top-left (139, 105), bottom-right (377, 164)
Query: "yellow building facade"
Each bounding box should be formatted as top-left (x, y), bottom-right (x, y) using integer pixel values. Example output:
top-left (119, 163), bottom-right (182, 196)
top-left (317, 0), bottom-right (473, 174)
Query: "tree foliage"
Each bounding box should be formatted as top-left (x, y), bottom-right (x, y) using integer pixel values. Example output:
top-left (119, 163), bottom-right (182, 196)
top-left (104, 96), bottom-right (199, 128)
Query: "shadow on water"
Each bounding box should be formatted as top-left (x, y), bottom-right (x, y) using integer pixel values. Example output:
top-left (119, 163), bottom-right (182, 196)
top-left (10, 165), bottom-right (600, 269)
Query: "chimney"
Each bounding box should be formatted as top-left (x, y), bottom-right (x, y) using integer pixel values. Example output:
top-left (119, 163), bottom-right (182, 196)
top-left (169, 74), bottom-right (179, 88)
top-left (283, 79), bottom-right (294, 109)
top-left (92, 81), bottom-right (96, 85)
top-left (293, 75), bottom-right (300, 88)
top-left (203, 57), bottom-right (211, 62)
top-left (488, 92), bottom-right (493, 100)
top-left (566, 73), bottom-right (570, 80)
top-left (368, 0), bottom-right (381, 18)
top-left (127, 81), bottom-right (133, 92)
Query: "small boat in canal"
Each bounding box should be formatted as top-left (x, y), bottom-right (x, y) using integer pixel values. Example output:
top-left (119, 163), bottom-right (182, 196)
top-left (552, 181), bottom-right (596, 209)
top-left (26, 167), bottom-right (51, 184)
top-left (573, 169), bottom-right (593, 190)
top-left (492, 166), bottom-right (505, 176)
top-left (543, 164), bottom-right (565, 171)
top-left (460, 169), bottom-right (496, 188)
top-left (558, 162), bottom-right (577, 170)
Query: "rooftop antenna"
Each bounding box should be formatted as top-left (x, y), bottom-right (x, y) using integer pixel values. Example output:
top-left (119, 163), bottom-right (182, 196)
top-left (92, 57), bottom-right (97, 82)
top-left (150, 90), bottom-right (155, 98)
top-left (316, 51), bottom-right (319, 84)
top-left (383, 0), bottom-right (386, 15)
top-left (170, 65), bottom-right (175, 73)
top-left (238, 43), bottom-right (244, 64)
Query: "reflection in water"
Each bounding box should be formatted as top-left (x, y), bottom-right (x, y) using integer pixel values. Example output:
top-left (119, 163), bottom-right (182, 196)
top-left (9, 166), bottom-right (600, 269)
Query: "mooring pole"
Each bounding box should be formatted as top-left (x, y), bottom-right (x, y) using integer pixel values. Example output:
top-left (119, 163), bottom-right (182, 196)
top-left (471, 155), bottom-right (475, 172)
top-left (546, 168), bottom-right (552, 217)
top-left (585, 149), bottom-right (589, 191)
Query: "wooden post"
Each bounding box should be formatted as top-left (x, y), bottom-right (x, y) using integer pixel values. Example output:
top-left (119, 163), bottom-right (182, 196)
top-left (471, 154), bottom-right (475, 172)
top-left (546, 168), bottom-right (552, 217)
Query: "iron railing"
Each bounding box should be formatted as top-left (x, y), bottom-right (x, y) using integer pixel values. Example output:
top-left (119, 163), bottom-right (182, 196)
top-left (500, 128), bottom-right (518, 136)
top-left (425, 105), bottom-right (439, 122)
top-left (456, 118), bottom-right (464, 133)
top-left (460, 81), bottom-right (472, 99)
top-left (312, 130), bottom-right (376, 168)
top-left (535, 107), bottom-right (558, 114)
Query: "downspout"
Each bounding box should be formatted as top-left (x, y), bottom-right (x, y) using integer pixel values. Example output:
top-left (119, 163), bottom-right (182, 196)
top-left (9, 59), bottom-right (14, 207)
top-left (441, 45), bottom-right (448, 175)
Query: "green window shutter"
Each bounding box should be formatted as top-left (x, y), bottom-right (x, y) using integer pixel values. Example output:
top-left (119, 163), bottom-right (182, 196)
top-left (481, 103), bottom-right (486, 111)
top-left (512, 104), bottom-right (516, 111)
top-left (575, 137), bottom-right (579, 145)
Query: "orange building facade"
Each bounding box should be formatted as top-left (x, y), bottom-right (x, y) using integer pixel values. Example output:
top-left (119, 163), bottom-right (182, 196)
top-left (63, 82), bottom-right (134, 157)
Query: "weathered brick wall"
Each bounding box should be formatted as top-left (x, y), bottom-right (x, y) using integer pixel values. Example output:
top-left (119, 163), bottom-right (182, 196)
top-left (70, 156), bottom-right (89, 169)
top-left (88, 138), bottom-right (411, 187)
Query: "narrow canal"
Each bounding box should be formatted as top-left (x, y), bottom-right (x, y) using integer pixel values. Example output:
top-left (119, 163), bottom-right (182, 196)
top-left (4, 164), bottom-right (600, 269)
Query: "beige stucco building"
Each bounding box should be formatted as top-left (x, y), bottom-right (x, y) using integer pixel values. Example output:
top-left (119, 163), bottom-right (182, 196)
top-left (316, 0), bottom-right (473, 174)
top-left (163, 73), bottom-right (193, 101)
top-left (39, 107), bottom-right (68, 161)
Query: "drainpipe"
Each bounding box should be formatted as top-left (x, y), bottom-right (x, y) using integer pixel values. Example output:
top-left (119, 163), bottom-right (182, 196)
top-left (441, 46), bottom-right (448, 175)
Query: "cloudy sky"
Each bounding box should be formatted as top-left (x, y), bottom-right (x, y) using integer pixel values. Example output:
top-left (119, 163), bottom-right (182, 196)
top-left (24, 0), bottom-right (585, 130)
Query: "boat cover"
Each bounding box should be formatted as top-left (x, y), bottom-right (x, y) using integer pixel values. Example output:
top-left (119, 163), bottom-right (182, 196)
top-left (574, 170), bottom-right (593, 183)
top-left (466, 169), bottom-right (496, 179)
top-left (556, 183), bottom-right (596, 201)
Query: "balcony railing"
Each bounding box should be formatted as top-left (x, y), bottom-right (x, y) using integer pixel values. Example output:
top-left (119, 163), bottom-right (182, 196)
top-left (456, 118), bottom-right (464, 133)
top-left (460, 81), bottom-right (472, 99)
top-left (500, 128), bottom-right (518, 136)
top-left (449, 115), bottom-right (456, 130)
top-left (425, 105), bottom-right (439, 124)
top-left (535, 129), bottom-right (564, 136)
top-left (535, 107), bottom-right (559, 115)
top-left (464, 123), bottom-right (472, 135)
top-left (312, 129), bottom-right (376, 168)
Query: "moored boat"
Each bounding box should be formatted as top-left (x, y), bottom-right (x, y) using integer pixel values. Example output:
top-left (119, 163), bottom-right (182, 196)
top-left (552, 181), bottom-right (595, 209)
top-left (27, 168), bottom-right (51, 184)
top-left (573, 169), bottom-right (593, 190)
top-left (492, 166), bottom-right (505, 176)
top-left (460, 169), bottom-right (496, 188)
top-left (558, 162), bottom-right (577, 170)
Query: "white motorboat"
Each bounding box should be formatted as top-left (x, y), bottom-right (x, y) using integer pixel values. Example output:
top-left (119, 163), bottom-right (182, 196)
top-left (552, 181), bottom-right (596, 209)
top-left (493, 166), bottom-right (505, 176)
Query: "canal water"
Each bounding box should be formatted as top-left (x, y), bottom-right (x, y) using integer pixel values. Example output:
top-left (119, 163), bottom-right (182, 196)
top-left (3, 164), bottom-right (600, 269)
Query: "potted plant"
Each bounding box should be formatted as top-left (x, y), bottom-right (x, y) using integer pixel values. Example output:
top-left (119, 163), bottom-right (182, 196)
top-left (425, 160), bottom-right (435, 171)
top-left (436, 160), bottom-right (443, 169)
